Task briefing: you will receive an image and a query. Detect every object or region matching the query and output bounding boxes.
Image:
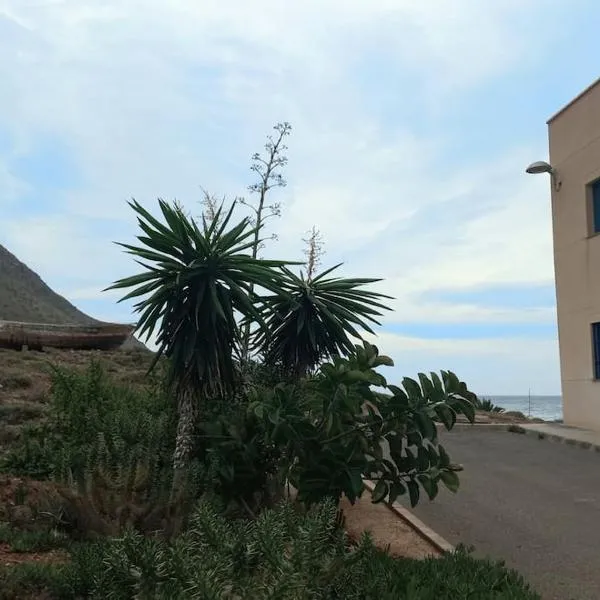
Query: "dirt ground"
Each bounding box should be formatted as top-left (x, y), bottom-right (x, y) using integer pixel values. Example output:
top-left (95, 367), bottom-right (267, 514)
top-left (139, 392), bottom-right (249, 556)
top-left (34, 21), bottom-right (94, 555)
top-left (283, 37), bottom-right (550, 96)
top-left (0, 544), bottom-right (69, 567)
top-left (340, 492), bottom-right (439, 559)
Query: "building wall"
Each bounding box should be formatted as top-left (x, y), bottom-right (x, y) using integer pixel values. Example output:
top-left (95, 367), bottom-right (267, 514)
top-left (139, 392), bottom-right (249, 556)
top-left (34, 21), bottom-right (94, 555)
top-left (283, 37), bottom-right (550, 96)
top-left (549, 80), bottom-right (600, 430)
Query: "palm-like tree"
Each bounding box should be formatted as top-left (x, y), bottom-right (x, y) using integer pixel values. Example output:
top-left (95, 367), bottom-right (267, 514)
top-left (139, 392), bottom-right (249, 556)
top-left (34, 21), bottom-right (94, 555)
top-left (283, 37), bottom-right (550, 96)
top-left (257, 265), bottom-right (393, 377)
top-left (107, 199), bottom-right (292, 495)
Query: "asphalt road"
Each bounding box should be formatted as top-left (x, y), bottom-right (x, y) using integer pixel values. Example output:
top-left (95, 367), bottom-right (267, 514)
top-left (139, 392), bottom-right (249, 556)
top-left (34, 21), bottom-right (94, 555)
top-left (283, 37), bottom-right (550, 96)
top-left (396, 428), bottom-right (600, 600)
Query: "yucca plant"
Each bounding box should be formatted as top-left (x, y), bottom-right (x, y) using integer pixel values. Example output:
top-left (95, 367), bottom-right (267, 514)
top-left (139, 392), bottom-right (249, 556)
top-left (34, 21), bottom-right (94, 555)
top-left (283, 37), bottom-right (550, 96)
top-left (106, 199), bottom-right (294, 498)
top-left (257, 265), bottom-right (393, 377)
top-left (473, 396), bottom-right (505, 414)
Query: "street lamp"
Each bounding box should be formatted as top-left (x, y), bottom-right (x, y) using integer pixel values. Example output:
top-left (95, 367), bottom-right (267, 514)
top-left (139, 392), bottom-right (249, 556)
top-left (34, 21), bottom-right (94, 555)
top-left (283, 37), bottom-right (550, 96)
top-left (525, 161), bottom-right (562, 191)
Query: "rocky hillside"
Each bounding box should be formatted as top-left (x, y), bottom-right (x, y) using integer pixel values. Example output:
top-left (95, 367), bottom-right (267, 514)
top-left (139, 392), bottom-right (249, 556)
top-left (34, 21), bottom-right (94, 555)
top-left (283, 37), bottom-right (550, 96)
top-left (0, 244), bottom-right (100, 325)
top-left (0, 243), bottom-right (146, 350)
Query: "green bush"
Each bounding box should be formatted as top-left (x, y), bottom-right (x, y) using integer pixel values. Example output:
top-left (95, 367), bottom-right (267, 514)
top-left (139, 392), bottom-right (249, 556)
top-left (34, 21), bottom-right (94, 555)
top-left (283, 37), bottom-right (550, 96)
top-left (1, 361), bottom-right (177, 482)
top-left (473, 396), bottom-right (505, 413)
top-left (245, 342), bottom-right (475, 507)
top-left (0, 422), bottom-right (56, 478)
top-left (198, 408), bottom-right (283, 517)
top-left (0, 362), bottom-right (187, 537)
top-left (0, 499), bottom-right (539, 599)
top-left (0, 523), bottom-right (69, 552)
top-left (0, 542), bottom-right (106, 599)
top-left (0, 562), bottom-right (67, 600)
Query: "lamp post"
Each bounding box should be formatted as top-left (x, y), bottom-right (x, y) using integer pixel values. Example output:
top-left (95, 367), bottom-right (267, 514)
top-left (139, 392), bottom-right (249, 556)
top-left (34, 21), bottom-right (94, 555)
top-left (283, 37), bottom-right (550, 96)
top-left (525, 160), bottom-right (562, 191)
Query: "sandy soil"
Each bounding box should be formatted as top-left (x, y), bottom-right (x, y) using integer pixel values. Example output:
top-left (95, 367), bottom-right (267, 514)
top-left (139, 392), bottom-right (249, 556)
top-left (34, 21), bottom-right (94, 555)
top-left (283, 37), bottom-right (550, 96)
top-left (340, 491), bottom-right (440, 559)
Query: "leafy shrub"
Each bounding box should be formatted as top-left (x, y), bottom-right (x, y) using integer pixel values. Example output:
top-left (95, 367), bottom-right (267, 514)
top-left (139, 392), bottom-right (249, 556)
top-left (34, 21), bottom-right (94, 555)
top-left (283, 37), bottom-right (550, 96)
top-left (1, 362), bottom-right (184, 537)
top-left (0, 499), bottom-right (539, 599)
top-left (198, 408), bottom-right (283, 517)
top-left (246, 342), bottom-right (475, 507)
top-left (0, 523), bottom-right (69, 552)
top-left (473, 396), bottom-right (505, 413)
top-left (0, 423), bottom-right (56, 479)
top-left (508, 425), bottom-right (526, 434)
top-left (0, 562), bottom-right (67, 600)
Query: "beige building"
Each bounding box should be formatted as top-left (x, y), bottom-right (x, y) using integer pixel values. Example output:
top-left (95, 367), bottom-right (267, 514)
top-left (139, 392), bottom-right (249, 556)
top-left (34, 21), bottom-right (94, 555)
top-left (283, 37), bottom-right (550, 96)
top-left (535, 78), bottom-right (600, 430)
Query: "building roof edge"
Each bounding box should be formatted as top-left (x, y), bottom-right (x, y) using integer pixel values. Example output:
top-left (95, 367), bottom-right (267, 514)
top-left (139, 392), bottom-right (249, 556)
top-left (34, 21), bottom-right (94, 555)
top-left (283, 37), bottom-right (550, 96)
top-left (547, 76), bottom-right (600, 124)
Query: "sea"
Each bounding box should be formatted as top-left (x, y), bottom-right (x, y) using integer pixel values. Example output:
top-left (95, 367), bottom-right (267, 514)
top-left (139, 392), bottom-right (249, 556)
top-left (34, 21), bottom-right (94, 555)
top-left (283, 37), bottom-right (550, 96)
top-left (487, 395), bottom-right (563, 422)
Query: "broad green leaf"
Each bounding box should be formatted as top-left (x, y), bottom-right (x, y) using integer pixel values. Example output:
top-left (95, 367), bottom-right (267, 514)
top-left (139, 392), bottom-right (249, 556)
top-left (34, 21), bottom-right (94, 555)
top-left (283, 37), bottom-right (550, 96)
top-left (369, 442), bottom-right (383, 461)
top-left (371, 480), bottom-right (389, 504)
top-left (438, 444), bottom-right (451, 468)
top-left (445, 371), bottom-right (462, 393)
top-left (406, 430), bottom-right (422, 447)
top-left (388, 481), bottom-right (406, 504)
top-left (427, 445), bottom-right (439, 468)
top-left (417, 446), bottom-right (430, 472)
top-left (451, 395), bottom-right (476, 423)
top-left (435, 404), bottom-right (456, 431)
top-left (402, 377), bottom-right (423, 401)
top-left (414, 412), bottom-right (437, 441)
top-left (417, 474), bottom-right (438, 500)
top-left (388, 386), bottom-right (409, 410)
top-left (430, 372), bottom-right (444, 391)
top-left (348, 469), bottom-right (364, 501)
top-left (388, 434), bottom-right (403, 463)
top-left (418, 373), bottom-right (434, 397)
top-left (440, 470), bottom-right (460, 493)
top-left (345, 370), bottom-right (372, 383)
top-left (407, 479), bottom-right (420, 507)
top-left (371, 355), bottom-right (394, 368)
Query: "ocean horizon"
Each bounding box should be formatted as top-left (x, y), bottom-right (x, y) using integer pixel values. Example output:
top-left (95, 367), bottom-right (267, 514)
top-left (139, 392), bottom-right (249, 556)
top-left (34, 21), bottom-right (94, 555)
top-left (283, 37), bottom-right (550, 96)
top-left (486, 395), bottom-right (563, 422)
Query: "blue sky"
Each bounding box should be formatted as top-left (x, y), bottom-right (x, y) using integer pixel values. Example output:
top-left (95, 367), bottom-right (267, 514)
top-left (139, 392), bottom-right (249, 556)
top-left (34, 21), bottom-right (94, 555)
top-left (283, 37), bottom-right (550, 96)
top-left (0, 1), bottom-right (599, 395)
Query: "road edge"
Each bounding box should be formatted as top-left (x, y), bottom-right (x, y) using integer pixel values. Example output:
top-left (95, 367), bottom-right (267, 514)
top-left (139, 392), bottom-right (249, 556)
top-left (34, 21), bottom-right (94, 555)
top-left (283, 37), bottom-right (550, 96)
top-left (363, 479), bottom-right (455, 554)
top-left (454, 422), bottom-right (600, 452)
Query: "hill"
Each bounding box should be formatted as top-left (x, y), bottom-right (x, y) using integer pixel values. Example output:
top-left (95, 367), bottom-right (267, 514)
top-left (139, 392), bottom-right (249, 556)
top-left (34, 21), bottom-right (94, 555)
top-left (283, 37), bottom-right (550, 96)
top-left (0, 244), bottom-right (101, 325)
top-left (0, 242), bottom-right (147, 351)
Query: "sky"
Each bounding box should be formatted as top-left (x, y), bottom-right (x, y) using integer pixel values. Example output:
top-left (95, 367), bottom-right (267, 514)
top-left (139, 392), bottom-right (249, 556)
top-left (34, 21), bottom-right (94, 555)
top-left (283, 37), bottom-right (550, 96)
top-left (1, 1), bottom-right (599, 396)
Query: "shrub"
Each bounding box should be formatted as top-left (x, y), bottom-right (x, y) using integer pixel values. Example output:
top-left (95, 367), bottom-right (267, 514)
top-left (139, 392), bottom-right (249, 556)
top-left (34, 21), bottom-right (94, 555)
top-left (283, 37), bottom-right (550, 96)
top-left (473, 396), bottom-right (505, 413)
top-left (0, 562), bottom-right (67, 600)
top-left (0, 523), bottom-right (69, 552)
top-left (0, 423), bottom-right (56, 479)
top-left (0, 362), bottom-right (185, 537)
top-left (198, 408), bottom-right (283, 517)
top-left (245, 342), bottom-right (476, 508)
top-left (508, 425), bottom-right (526, 434)
top-left (0, 499), bottom-right (539, 599)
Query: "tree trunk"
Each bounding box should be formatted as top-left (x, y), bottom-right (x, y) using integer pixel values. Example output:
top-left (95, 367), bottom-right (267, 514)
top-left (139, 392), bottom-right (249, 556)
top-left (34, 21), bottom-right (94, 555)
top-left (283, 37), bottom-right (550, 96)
top-left (170, 387), bottom-right (197, 503)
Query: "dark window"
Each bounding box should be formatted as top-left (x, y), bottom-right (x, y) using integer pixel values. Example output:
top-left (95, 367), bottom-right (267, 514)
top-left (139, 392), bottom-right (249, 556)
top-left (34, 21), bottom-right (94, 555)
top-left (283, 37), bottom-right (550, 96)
top-left (593, 323), bottom-right (600, 380)
top-left (592, 180), bottom-right (600, 234)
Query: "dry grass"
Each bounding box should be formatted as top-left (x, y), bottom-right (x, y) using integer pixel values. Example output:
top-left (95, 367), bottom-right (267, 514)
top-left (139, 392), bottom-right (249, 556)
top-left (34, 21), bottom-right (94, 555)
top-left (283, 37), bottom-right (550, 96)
top-left (0, 347), bottom-right (156, 456)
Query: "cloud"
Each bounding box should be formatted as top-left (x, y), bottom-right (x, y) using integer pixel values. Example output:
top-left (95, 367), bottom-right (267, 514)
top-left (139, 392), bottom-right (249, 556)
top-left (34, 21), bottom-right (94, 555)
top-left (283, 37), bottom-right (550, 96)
top-left (362, 331), bottom-right (560, 396)
top-left (0, 0), bottom-right (584, 393)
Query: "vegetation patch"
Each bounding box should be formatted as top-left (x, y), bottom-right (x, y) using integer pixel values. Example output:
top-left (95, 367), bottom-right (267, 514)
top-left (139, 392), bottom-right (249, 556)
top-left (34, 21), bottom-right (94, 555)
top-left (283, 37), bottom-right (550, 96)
top-left (0, 500), bottom-right (540, 600)
top-left (0, 371), bottom-right (33, 390)
top-left (472, 396), bottom-right (505, 414)
top-left (0, 124), bottom-right (540, 599)
top-left (507, 425), bottom-right (526, 434)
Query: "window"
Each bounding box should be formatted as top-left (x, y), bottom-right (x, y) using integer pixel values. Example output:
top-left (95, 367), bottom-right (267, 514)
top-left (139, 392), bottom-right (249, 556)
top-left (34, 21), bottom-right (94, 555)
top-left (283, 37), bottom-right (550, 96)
top-left (592, 180), bottom-right (600, 234)
top-left (593, 323), bottom-right (600, 380)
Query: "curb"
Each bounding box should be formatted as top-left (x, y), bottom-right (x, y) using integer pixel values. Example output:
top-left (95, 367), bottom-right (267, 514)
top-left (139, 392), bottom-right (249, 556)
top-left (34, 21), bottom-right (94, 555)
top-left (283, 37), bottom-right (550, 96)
top-left (508, 426), bottom-right (600, 453)
top-left (454, 422), bottom-right (600, 453)
top-left (453, 423), bottom-right (509, 430)
top-left (363, 480), bottom-right (454, 555)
